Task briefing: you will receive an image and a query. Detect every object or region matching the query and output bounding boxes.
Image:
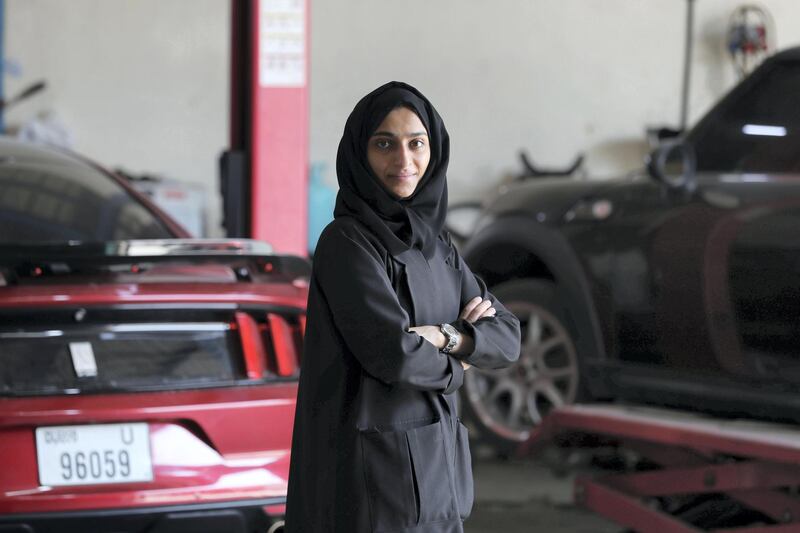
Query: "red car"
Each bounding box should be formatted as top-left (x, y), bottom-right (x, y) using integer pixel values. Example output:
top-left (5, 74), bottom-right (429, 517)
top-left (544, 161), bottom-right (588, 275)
top-left (0, 137), bottom-right (307, 533)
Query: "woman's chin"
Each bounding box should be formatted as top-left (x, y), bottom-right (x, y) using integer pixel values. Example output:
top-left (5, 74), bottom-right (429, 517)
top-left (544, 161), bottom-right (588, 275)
top-left (392, 186), bottom-right (418, 199)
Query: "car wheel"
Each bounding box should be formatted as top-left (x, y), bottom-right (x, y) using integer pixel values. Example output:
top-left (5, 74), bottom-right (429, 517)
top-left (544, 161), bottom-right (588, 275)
top-left (460, 278), bottom-right (589, 453)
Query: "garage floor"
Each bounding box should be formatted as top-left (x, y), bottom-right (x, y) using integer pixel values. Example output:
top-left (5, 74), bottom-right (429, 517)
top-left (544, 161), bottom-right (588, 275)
top-left (467, 455), bottom-right (620, 533)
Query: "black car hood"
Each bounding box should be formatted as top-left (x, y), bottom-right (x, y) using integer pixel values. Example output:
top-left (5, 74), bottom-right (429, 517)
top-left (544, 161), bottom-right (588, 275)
top-left (482, 176), bottom-right (626, 222)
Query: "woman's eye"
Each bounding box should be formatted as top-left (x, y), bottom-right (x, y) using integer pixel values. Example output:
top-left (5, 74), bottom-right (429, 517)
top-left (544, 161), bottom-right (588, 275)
top-left (375, 139), bottom-right (391, 150)
top-left (410, 139), bottom-right (426, 149)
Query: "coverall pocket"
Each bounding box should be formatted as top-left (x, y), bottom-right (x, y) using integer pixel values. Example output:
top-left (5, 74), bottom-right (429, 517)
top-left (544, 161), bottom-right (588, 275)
top-left (454, 421), bottom-right (475, 519)
top-left (361, 419), bottom-right (462, 531)
top-left (405, 420), bottom-right (458, 524)
top-left (361, 427), bottom-right (418, 532)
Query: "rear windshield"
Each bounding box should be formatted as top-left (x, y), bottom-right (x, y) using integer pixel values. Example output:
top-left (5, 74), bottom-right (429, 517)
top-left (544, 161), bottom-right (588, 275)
top-left (0, 159), bottom-right (174, 244)
top-left (692, 60), bottom-right (800, 174)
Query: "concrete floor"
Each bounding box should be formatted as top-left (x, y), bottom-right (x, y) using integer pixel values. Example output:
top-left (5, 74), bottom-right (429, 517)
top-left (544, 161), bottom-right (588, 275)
top-left (466, 455), bottom-right (621, 533)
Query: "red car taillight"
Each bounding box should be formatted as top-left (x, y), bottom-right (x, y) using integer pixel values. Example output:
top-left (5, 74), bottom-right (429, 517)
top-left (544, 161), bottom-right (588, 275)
top-left (234, 311), bottom-right (304, 379)
top-left (267, 313), bottom-right (299, 377)
top-left (235, 311), bottom-right (268, 379)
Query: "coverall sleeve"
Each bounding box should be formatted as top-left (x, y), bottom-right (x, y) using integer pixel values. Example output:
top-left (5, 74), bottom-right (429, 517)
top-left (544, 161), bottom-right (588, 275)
top-left (450, 245), bottom-right (522, 369)
top-left (314, 230), bottom-right (464, 394)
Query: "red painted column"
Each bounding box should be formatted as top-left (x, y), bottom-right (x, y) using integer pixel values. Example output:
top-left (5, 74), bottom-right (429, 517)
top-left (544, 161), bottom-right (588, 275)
top-left (250, 0), bottom-right (309, 256)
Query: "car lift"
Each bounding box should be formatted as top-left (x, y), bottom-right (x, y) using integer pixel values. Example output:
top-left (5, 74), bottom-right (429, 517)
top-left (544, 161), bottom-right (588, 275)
top-left (223, 0), bottom-right (310, 256)
top-left (523, 404), bottom-right (800, 532)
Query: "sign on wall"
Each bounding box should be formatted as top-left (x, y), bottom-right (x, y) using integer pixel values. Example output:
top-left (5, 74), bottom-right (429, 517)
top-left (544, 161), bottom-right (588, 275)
top-left (259, 0), bottom-right (306, 88)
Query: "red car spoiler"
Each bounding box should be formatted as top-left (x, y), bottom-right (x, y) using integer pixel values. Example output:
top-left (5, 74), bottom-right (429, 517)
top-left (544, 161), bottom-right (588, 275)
top-left (0, 238), bottom-right (311, 281)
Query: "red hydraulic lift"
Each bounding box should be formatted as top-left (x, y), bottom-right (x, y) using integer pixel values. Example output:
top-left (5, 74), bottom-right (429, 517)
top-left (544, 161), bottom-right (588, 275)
top-left (222, 0), bottom-right (309, 257)
top-left (525, 404), bottom-right (800, 532)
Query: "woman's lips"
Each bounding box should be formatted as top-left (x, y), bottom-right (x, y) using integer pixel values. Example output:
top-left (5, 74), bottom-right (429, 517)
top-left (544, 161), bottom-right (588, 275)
top-left (389, 173), bottom-right (417, 180)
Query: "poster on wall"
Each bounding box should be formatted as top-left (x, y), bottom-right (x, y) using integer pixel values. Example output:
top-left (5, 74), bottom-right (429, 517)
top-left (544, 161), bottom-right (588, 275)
top-left (259, 0), bottom-right (306, 88)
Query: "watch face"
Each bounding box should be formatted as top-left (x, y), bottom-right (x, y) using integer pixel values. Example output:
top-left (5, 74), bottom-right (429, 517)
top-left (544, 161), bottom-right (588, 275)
top-left (442, 323), bottom-right (458, 336)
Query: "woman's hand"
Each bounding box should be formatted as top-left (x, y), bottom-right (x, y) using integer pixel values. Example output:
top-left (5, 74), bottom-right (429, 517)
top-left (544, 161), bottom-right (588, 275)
top-left (407, 297), bottom-right (495, 370)
top-left (408, 325), bottom-right (444, 348)
top-left (408, 325), bottom-right (472, 370)
top-left (460, 297), bottom-right (496, 323)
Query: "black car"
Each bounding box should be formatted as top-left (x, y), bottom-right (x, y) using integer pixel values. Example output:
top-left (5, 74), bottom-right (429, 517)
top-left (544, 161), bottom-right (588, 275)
top-left (459, 46), bottom-right (800, 452)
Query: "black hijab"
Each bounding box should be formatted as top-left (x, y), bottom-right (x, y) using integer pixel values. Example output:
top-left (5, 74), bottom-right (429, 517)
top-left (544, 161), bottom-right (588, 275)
top-left (334, 81), bottom-right (450, 260)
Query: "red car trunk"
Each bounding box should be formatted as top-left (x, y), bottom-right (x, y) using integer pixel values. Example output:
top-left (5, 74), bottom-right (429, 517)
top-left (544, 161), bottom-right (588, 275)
top-left (0, 277), bottom-right (306, 523)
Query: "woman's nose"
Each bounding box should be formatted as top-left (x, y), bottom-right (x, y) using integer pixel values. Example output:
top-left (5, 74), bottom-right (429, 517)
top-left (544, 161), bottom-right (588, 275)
top-left (395, 146), bottom-right (413, 167)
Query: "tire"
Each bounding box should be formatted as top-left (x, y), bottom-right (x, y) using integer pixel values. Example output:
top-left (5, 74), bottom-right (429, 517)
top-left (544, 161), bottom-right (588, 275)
top-left (459, 278), bottom-right (591, 455)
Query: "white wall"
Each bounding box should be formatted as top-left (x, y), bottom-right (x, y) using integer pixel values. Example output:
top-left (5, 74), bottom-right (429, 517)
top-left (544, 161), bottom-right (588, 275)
top-left (5, 0), bottom-right (229, 236)
top-left (310, 0), bottom-right (800, 202)
top-left (5, 0), bottom-right (800, 224)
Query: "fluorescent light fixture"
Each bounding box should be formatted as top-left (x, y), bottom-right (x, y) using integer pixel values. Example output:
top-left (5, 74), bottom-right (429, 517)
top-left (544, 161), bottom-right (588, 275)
top-left (742, 124), bottom-right (787, 137)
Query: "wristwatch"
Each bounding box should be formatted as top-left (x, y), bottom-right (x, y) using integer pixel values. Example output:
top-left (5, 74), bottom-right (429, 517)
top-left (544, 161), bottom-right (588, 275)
top-left (439, 323), bottom-right (461, 354)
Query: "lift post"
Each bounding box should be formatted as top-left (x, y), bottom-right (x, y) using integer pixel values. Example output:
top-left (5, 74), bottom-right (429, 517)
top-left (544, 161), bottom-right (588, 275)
top-left (225, 0), bottom-right (309, 255)
top-left (525, 404), bottom-right (800, 532)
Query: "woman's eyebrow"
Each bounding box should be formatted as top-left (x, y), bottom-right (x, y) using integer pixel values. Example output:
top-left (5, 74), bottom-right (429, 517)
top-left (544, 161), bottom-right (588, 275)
top-left (371, 130), bottom-right (429, 138)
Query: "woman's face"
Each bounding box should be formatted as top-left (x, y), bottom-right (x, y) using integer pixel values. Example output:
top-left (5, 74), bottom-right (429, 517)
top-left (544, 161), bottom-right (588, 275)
top-left (367, 107), bottom-right (431, 199)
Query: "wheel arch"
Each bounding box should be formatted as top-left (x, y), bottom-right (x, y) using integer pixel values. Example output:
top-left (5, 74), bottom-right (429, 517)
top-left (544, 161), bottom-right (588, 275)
top-left (462, 215), bottom-right (608, 371)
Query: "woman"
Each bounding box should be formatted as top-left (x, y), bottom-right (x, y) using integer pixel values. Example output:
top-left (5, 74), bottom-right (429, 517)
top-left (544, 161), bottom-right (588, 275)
top-left (285, 81), bottom-right (520, 533)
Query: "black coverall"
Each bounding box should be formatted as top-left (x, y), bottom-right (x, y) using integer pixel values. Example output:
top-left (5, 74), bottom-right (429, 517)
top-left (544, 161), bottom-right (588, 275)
top-left (286, 217), bottom-right (521, 532)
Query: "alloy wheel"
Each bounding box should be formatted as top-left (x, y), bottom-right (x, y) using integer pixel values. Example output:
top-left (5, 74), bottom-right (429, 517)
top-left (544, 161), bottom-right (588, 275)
top-left (463, 300), bottom-right (579, 442)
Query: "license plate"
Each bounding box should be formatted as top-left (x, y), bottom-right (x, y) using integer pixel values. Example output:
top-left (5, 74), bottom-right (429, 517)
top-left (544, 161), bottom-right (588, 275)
top-left (35, 423), bottom-right (153, 487)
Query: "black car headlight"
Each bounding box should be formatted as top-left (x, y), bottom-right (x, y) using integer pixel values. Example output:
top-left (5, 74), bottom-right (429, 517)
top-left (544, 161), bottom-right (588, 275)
top-left (564, 198), bottom-right (614, 222)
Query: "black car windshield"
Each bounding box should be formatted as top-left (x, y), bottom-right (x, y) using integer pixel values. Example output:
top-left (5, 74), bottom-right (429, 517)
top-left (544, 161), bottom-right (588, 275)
top-left (692, 60), bottom-right (800, 174)
top-left (0, 155), bottom-right (174, 244)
